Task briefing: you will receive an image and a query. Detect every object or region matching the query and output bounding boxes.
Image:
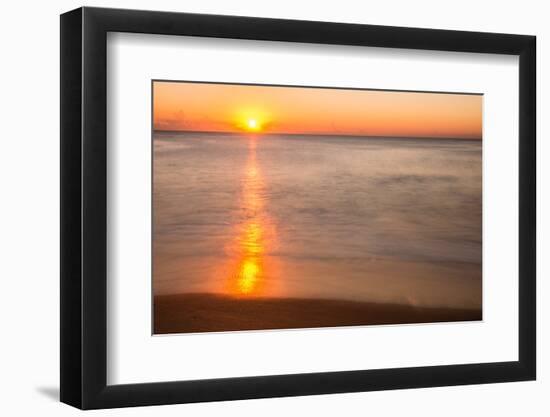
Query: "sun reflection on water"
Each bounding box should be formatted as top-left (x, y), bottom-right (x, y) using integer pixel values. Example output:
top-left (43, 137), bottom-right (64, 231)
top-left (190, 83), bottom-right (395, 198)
top-left (225, 137), bottom-right (276, 296)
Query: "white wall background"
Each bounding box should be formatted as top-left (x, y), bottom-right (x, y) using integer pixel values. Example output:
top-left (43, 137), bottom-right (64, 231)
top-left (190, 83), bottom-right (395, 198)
top-left (0, 0), bottom-right (545, 415)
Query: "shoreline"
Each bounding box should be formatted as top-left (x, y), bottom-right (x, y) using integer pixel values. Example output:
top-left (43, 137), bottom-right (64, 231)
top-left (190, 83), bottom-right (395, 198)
top-left (154, 293), bottom-right (482, 334)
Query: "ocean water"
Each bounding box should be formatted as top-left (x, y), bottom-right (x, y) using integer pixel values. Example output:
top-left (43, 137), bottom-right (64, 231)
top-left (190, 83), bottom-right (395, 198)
top-left (153, 131), bottom-right (482, 310)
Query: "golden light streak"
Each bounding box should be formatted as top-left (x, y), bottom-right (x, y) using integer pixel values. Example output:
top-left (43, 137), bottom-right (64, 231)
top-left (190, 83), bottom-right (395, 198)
top-left (224, 137), bottom-right (276, 296)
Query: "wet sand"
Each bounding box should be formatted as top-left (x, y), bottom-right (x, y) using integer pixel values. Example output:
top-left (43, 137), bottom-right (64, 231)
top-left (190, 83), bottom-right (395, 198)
top-left (154, 293), bottom-right (482, 334)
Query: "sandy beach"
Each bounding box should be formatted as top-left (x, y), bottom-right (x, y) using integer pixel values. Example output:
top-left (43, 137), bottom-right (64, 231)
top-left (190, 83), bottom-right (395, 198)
top-left (154, 293), bottom-right (482, 334)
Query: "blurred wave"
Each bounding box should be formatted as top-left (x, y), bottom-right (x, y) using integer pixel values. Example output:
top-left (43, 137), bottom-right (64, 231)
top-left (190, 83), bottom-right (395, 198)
top-left (153, 132), bottom-right (482, 309)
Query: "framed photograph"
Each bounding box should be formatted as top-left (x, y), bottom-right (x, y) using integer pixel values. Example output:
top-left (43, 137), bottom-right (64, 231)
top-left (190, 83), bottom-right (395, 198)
top-left (60, 7), bottom-right (536, 409)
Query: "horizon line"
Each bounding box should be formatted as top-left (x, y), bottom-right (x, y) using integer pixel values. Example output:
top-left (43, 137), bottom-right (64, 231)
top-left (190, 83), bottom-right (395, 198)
top-left (153, 129), bottom-right (482, 141)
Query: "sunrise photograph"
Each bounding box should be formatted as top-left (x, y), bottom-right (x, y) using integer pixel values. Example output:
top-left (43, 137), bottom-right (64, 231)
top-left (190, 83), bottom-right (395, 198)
top-left (152, 80), bottom-right (482, 334)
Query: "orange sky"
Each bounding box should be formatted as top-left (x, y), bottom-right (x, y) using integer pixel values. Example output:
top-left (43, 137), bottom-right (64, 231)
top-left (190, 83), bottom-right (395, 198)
top-left (153, 81), bottom-right (482, 139)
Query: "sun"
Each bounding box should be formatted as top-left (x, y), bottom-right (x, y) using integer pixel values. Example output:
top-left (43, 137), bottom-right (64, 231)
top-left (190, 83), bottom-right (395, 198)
top-left (246, 118), bottom-right (260, 131)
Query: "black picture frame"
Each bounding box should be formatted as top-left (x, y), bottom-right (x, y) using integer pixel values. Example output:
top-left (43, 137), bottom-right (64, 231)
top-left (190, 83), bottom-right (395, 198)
top-left (60, 6), bottom-right (536, 410)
